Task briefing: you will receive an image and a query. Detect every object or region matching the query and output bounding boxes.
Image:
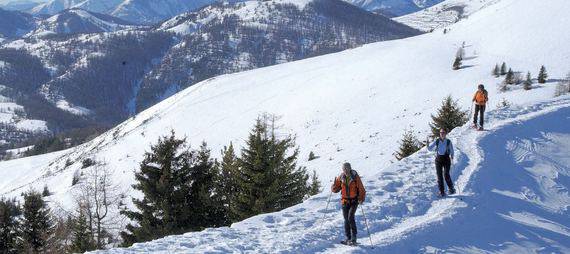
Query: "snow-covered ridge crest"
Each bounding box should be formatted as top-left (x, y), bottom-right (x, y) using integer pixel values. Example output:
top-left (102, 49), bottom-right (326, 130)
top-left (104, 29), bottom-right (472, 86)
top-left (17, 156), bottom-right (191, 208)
top-left (395, 0), bottom-right (501, 31)
top-left (158, 0), bottom-right (315, 35)
top-left (27, 8), bottom-right (140, 38)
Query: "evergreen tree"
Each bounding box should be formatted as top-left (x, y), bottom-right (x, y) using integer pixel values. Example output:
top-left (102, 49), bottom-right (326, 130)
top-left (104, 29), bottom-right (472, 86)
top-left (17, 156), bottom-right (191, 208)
top-left (216, 143), bottom-right (239, 223)
top-left (69, 208), bottom-right (96, 253)
top-left (20, 191), bottom-right (53, 253)
top-left (505, 68), bottom-right (515, 84)
top-left (233, 114), bottom-right (309, 220)
top-left (120, 131), bottom-right (194, 246)
top-left (523, 72), bottom-right (532, 90)
top-left (500, 62), bottom-right (507, 75)
top-left (0, 198), bottom-right (20, 254)
top-left (538, 65), bottom-right (548, 83)
top-left (187, 142), bottom-right (226, 229)
top-left (308, 170), bottom-right (322, 196)
top-left (452, 57), bottom-right (462, 70)
top-left (429, 96), bottom-right (468, 137)
top-left (492, 64), bottom-right (500, 77)
top-left (395, 130), bottom-right (422, 160)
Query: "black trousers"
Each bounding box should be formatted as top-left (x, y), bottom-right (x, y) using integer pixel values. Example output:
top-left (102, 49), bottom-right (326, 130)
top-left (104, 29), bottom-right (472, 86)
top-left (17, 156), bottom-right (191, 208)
top-left (473, 104), bottom-right (486, 127)
top-left (435, 155), bottom-right (454, 195)
top-left (342, 199), bottom-right (358, 239)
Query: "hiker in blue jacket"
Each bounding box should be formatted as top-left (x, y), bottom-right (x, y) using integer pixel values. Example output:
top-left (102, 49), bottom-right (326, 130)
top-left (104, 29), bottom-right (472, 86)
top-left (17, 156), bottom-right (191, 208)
top-left (428, 128), bottom-right (456, 197)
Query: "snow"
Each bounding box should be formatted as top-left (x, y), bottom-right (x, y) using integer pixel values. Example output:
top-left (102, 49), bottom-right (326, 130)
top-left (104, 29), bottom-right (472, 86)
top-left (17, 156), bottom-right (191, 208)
top-left (14, 119), bottom-right (49, 132)
top-left (395, 0), bottom-right (501, 31)
top-left (94, 96), bottom-right (570, 253)
top-left (0, 0), bottom-right (569, 251)
top-left (56, 99), bottom-right (92, 116)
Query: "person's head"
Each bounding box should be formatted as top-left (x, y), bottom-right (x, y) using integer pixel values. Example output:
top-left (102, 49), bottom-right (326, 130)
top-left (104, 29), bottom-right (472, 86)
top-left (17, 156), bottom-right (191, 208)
top-left (342, 162), bottom-right (352, 175)
top-left (478, 84), bottom-right (484, 90)
top-left (439, 128), bottom-right (447, 139)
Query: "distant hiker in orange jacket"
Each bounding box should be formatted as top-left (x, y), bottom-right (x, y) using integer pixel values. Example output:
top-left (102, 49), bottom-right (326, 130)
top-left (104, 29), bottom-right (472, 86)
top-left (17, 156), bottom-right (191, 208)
top-left (331, 162), bottom-right (366, 245)
top-left (472, 84), bottom-right (488, 130)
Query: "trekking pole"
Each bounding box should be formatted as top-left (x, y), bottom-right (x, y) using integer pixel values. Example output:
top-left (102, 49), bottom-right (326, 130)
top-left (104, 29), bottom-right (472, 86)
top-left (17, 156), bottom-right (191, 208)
top-left (319, 185), bottom-right (333, 228)
top-left (469, 103), bottom-right (474, 121)
top-left (360, 205), bottom-right (374, 248)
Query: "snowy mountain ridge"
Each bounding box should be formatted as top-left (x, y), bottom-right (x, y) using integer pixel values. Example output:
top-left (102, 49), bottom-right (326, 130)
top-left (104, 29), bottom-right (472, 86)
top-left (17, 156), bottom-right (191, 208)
top-left (30, 0), bottom-right (220, 24)
top-left (395, 0), bottom-right (501, 31)
top-left (27, 8), bottom-right (140, 37)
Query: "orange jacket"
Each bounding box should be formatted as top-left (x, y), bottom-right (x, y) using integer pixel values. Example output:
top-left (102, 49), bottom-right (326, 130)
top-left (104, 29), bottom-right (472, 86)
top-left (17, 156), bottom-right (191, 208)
top-left (331, 170), bottom-right (366, 204)
top-left (473, 90), bottom-right (488, 105)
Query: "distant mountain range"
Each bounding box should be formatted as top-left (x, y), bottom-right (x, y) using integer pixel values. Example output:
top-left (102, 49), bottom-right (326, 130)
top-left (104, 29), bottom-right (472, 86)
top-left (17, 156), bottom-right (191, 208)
top-left (0, 0), bottom-right (420, 156)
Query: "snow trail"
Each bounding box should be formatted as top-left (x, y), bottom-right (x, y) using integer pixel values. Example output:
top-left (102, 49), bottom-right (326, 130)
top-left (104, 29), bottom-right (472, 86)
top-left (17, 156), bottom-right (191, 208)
top-left (96, 97), bottom-right (570, 253)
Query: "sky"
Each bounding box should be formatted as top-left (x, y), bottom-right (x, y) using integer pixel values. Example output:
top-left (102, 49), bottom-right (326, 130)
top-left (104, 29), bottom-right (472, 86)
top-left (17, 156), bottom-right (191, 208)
top-left (0, 0), bottom-right (46, 4)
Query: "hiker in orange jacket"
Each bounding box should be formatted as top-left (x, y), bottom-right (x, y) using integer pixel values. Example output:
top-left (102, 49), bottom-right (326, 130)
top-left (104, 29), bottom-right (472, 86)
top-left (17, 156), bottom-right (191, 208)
top-left (472, 84), bottom-right (488, 130)
top-left (331, 162), bottom-right (366, 245)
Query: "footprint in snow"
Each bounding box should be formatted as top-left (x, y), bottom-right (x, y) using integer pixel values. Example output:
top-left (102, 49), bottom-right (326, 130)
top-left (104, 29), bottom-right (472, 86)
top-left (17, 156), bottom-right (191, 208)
top-left (383, 181), bottom-right (404, 192)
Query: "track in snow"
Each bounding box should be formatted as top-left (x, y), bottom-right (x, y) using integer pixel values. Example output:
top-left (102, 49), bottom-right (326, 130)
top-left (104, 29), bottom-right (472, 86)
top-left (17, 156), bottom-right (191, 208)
top-left (96, 97), bottom-right (570, 253)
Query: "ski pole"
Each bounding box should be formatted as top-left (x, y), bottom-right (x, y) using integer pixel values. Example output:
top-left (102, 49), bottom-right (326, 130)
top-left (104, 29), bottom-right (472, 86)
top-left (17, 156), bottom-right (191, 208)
top-left (319, 186), bottom-right (333, 228)
top-left (360, 205), bottom-right (374, 248)
top-left (469, 102), bottom-right (474, 122)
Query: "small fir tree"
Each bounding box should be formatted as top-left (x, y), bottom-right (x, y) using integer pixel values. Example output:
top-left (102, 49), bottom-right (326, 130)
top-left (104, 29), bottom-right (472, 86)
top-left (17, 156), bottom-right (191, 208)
top-left (395, 130), bottom-right (422, 160)
top-left (523, 72), bottom-right (532, 90)
top-left (500, 62), bottom-right (507, 75)
top-left (0, 198), bottom-right (20, 254)
top-left (233, 114), bottom-right (310, 220)
top-left (492, 64), bottom-right (500, 77)
top-left (308, 170), bottom-right (322, 196)
top-left (505, 68), bottom-right (515, 84)
top-left (69, 208), bottom-right (96, 253)
top-left (538, 65), bottom-right (548, 83)
top-left (429, 96), bottom-right (468, 137)
top-left (20, 191), bottom-right (53, 253)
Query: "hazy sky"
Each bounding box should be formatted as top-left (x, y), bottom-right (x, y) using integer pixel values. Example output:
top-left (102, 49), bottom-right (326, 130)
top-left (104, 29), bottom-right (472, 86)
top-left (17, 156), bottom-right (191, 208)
top-left (0, 0), bottom-right (47, 4)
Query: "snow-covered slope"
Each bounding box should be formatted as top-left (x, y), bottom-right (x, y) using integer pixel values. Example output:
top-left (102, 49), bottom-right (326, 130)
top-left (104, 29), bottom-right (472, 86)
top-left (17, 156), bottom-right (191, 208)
top-left (95, 96), bottom-right (570, 253)
top-left (394, 0), bottom-right (500, 31)
top-left (27, 8), bottom-right (138, 37)
top-left (343, 0), bottom-right (443, 17)
top-left (30, 0), bottom-right (218, 24)
top-left (0, 0), bottom-right (569, 250)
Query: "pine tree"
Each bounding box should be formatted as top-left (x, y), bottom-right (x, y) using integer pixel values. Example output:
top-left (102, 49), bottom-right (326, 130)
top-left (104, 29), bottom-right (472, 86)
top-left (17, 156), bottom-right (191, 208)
top-left (492, 64), bottom-right (500, 77)
top-left (395, 130), bottom-right (422, 160)
top-left (120, 131), bottom-right (194, 246)
top-left (0, 199), bottom-right (20, 254)
top-left (233, 114), bottom-right (309, 220)
top-left (187, 142), bottom-right (226, 229)
top-left (505, 68), bottom-right (515, 84)
top-left (500, 62), bottom-right (507, 75)
top-left (69, 208), bottom-right (95, 253)
top-left (429, 96), bottom-right (468, 137)
top-left (308, 170), bottom-right (322, 196)
top-left (452, 57), bottom-right (462, 70)
top-left (538, 65), bottom-right (548, 83)
top-left (216, 143), bottom-right (239, 223)
top-left (20, 191), bottom-right (53, 253)
top-left (523, 72), bottom-right (532, 90)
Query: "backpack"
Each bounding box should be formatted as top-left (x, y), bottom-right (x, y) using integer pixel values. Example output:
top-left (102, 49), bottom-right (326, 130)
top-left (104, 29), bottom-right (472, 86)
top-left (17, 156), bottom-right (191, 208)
top-left (436, 138), bottom-right (451, 156)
